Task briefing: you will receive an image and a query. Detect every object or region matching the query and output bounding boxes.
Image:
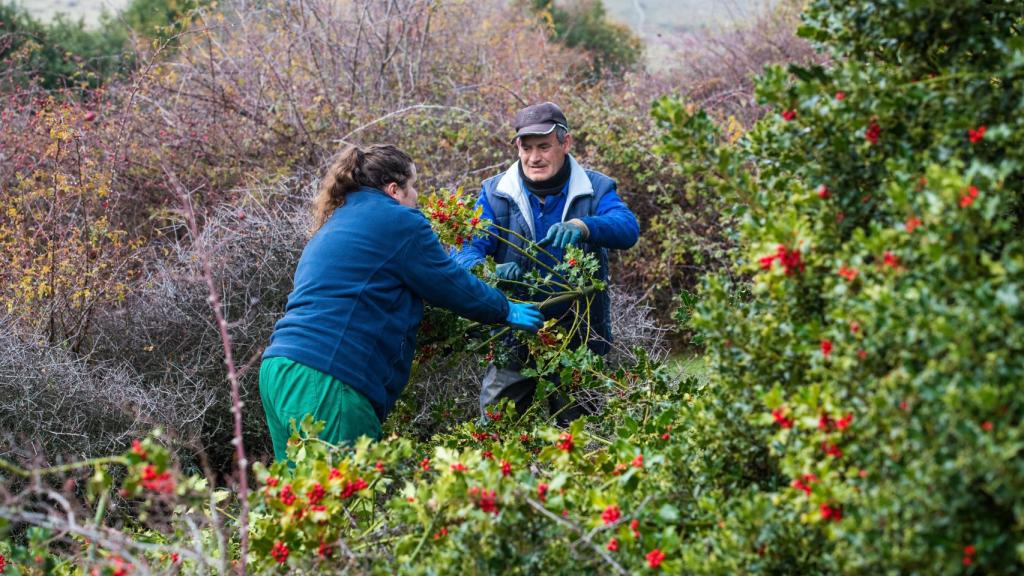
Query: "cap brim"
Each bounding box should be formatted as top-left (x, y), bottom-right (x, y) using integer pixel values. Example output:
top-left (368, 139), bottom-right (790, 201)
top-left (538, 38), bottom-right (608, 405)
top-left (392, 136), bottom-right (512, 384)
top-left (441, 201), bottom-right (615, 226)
top-left (514, 123), bottom-right (558, 139)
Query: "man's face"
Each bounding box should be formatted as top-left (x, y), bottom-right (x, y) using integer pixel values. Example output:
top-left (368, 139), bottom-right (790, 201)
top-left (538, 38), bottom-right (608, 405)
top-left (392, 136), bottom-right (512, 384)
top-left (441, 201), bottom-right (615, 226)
top-left (517, 131), bottom-right (572, 182)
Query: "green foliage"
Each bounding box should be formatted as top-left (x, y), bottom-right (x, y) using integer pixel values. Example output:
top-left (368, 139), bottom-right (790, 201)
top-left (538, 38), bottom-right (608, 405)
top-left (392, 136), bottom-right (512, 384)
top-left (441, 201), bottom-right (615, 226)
top-left (0, 0), bottom-right (201, 91)
top-left (564, 90), bottom-right (735, 333)
top-left (666, 0), bottom-right (1024, 572)
top-left (0, 3), bottom-right (129, 90)
top-left (6, 1), bottom-right (1022, 573)
top-left (527, 0), bottom-right (643, 78)
top-left (120, 0), bottom-right (203, 43)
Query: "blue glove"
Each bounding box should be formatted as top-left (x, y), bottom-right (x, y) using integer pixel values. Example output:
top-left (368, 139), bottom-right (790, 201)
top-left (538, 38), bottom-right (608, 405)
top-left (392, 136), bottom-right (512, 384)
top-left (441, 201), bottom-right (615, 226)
top-left (505, 302), bottom-right (544, 332)
top-left (494, 261), bottom-right (523, 282)
top-left (537, 221), bottom-right (585, 249)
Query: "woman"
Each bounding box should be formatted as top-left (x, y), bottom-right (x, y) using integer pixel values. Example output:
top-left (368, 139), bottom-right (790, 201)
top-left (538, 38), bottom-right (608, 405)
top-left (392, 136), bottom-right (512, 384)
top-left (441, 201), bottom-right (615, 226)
top-left (260, 144), bottom-right (543, 461)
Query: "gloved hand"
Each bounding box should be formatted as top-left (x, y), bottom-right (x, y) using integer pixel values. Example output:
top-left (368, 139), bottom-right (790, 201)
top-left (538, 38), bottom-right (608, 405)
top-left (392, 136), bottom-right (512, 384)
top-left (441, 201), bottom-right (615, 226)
top-left (505, 302), bottom-right (544, 332)
top-left (537, 221), bottom-right (586, 249)
top-left (494, 261), bottom-right (523, 282)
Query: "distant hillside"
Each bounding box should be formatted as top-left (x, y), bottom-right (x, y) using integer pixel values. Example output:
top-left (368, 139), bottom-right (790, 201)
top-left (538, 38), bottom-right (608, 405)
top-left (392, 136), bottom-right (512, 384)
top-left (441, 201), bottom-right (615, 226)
top-left (602, 0), bottom-right (769, 69)
top-left (14, 0), bottom-right (768, 49)
top-left (603, 0), bottom-right (763, 34)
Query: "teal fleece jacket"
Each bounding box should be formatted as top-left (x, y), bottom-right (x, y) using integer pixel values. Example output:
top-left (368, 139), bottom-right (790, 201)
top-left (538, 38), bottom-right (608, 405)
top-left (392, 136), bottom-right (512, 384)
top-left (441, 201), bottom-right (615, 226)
top-left (264, 187), bottom-right (510, 420)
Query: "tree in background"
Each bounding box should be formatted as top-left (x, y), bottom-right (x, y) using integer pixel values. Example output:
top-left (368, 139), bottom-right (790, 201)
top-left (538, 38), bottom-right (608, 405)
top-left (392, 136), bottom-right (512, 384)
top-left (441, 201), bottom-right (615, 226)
top-left (0, 0), bottom-right (201, 91)
top-left (527, 0), bottom-right (643, 78)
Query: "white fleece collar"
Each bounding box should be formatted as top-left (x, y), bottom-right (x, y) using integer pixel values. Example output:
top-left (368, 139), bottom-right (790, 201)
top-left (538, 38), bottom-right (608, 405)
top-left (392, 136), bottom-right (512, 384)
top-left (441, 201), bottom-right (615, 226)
top-left (493, 155), bottom-right (593, 240)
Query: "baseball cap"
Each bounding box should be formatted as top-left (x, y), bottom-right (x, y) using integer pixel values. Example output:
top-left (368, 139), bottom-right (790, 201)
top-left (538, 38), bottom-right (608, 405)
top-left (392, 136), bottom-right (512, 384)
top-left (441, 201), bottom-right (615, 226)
top-left (513, 102), bottom-right (569, 140)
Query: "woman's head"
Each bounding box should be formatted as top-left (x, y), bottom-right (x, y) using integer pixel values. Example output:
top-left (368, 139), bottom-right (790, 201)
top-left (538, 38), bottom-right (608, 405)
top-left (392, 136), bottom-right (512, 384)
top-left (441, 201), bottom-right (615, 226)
top-left (311, 144), bottom-right (417, 233)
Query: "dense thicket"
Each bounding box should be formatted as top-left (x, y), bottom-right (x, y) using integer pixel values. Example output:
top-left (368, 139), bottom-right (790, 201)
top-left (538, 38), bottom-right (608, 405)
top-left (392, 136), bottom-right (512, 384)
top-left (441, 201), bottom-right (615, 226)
top-left (4, 0), bottom-right (1013, 574)
top-left (0, 0), bottom-right (808, 468)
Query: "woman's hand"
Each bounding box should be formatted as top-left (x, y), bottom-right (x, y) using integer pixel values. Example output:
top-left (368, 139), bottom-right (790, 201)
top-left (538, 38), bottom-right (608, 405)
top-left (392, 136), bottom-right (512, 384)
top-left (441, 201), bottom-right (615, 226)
top-left (505, 302), bottom-right (544, 332)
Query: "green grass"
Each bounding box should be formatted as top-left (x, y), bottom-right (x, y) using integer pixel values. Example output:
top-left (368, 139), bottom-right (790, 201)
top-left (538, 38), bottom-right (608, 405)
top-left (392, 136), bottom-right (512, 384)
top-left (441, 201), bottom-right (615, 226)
top-left (667, 351), bottom-right (708, 382)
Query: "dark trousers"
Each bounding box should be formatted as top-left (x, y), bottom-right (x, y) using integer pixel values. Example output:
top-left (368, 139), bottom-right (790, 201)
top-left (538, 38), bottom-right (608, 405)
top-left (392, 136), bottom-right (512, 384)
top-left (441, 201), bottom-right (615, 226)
top-left (478, 336), bottom-right (599, 426)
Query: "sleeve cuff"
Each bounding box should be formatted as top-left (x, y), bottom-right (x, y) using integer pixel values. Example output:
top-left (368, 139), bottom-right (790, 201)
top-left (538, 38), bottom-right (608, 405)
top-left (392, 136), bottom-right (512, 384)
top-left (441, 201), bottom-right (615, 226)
top-left (568, 218), bottom-right (590, 239)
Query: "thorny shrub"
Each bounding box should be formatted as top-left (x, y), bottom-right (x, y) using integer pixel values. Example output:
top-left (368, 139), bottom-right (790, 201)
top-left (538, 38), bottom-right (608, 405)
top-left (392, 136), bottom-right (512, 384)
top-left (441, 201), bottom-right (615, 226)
top-left (0, 316), bottom-right (171, 464)
top-left (0, 93), bottom-right (142, 349)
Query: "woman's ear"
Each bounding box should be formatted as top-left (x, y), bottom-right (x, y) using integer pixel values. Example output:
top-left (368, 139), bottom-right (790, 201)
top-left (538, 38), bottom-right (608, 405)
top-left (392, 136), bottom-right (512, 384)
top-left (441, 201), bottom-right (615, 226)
top-left (383, 181), bottom-right (400, 198)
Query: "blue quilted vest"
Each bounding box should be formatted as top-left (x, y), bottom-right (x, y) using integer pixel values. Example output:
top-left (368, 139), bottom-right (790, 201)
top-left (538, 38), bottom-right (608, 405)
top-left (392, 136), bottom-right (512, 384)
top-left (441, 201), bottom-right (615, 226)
top-left (482, 156), bottom-right (614, 354)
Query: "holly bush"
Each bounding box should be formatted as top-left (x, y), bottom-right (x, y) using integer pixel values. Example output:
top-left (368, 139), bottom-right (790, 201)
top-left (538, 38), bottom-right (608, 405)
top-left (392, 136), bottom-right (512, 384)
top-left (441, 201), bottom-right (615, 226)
top-left (677, 0), bottom-right (1024, 572)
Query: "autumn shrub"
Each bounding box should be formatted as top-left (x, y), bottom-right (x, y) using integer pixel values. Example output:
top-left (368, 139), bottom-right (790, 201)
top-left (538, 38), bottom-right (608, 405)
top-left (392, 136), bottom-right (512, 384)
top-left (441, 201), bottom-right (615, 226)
top-left (109, 0), bottom-right (585, 215)
top-left (664, 0), bottom-right (820, 127)
top-left (0, 93), bottom-right (142, 349)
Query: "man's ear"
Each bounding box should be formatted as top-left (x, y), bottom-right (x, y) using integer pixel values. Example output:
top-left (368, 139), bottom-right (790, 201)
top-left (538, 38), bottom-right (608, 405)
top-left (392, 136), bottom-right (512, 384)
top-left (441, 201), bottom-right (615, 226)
top-left (562, 133), bottom-right (574, 153)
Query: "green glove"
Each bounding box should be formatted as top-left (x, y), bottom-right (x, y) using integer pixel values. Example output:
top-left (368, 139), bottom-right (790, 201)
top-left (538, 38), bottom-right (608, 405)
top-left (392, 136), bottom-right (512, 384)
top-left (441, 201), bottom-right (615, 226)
top-left (537, 221), bottom-right (586, 249)
top-left (495, 262), bottom-right (523, 282)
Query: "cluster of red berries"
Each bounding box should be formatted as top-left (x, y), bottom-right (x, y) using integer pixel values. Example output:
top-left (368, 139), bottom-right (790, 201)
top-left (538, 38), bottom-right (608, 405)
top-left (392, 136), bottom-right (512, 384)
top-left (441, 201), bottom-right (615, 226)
top-left (963, 544), bottom-right (977, 566)
top-left (339, 478), bottom-right (369, 499)
top-left (820, 503), bottom-right (843, 522)
top-left (759, 245), bottom-right (804, 275)
top-left (600, 505), bottom-right (621, 525)
top-left (467, 486), bottom-right (499, 514)
top-left (556, 432), bottom-right (574, 452)
top-left (772, 406), bottom-right (794, 429)
top-left (838, 265), bottom-right (858, 281)
top-left (130, 439), bottom-right (175, 495)
top-left (140, 465), bottom-right (175, 494)
top-left (865, 120), bottom-right (881, 145)
top-left (960, 185), bottom-right (979, 208)
top-left (425, 192), bottom-right (483, 248)
top-left (819, 412), bottom-right (854, 432)
top-left (270, 540), bottom-right (289, 564)
top-left (646, 548), bottom-right (666, 568)
top-left (791, 473), bottom-right (818, 496)
top-left (968, 125), bottom-right (986, 144)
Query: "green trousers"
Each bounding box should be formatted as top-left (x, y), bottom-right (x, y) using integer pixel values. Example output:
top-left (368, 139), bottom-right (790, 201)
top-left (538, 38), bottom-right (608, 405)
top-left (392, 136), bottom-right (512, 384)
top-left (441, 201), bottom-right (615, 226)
top-left (259, 356), bottom-right (382, 462)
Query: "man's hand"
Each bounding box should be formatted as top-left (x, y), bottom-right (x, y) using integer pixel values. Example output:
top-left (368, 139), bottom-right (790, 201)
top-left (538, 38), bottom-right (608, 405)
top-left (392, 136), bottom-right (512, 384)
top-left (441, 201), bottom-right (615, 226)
top-left (494, 262), bottom-right (523, 282)
top-left (505, 302), bottom-right (544, 332)
top-left (536, 220), bottom-right (587, 249)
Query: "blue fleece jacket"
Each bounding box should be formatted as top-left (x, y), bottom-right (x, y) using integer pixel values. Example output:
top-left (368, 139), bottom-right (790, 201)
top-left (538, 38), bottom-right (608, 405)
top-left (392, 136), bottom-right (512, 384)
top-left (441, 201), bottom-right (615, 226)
top-left (264, 187), bottom-right (510, 421)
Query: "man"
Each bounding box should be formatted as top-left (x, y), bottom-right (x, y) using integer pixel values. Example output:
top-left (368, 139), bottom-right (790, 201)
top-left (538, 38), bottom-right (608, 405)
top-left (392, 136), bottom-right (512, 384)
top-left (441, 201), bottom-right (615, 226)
top-left (454, 102), bottom-right (640, 422)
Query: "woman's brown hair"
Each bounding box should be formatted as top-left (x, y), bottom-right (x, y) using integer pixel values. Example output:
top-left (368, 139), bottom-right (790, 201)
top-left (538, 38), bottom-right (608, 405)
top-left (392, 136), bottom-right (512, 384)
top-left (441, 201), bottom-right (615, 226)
top-left (310, 144), bottom-right (415, 234)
